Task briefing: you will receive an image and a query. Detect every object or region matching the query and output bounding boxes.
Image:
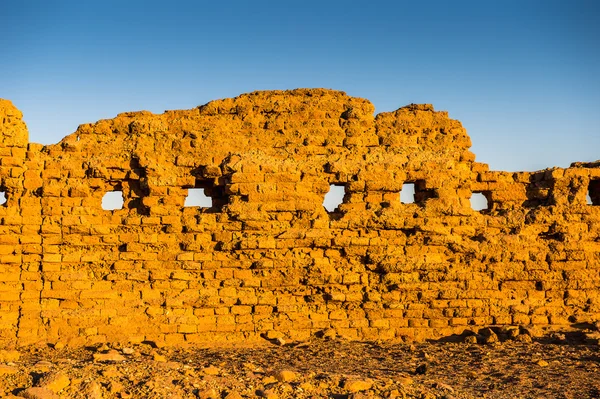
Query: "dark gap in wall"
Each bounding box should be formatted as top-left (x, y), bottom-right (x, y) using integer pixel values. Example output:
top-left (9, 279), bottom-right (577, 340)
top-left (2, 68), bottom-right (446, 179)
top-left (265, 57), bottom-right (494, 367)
top-left (127, 179), bottom-right (150, 215)
top-left (185, 179), bottom-right (226, 211)
top-left (323, 184), bottom-right (345, 213)
top-left (401, 227), bottom-right (417, 237)
top-left (470, 192), bottom-right (490, 212)
top-left (401, 180), bottom-right (437, 205)
top-left (129, 157), bottom-right (147, 178)
top-left (469, 234), bottom-right (486, 242)
top-left (539, 226), bottom-right (564, 241)
top-left (589, 179), bottom-right (600, 205)
top-left (415, 180), bottom-right (438, 203)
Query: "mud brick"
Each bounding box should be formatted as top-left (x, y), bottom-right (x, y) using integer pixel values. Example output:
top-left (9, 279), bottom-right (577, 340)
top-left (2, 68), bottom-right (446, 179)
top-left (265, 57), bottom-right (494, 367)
top-left (0, 92), bottom-right (599, 348)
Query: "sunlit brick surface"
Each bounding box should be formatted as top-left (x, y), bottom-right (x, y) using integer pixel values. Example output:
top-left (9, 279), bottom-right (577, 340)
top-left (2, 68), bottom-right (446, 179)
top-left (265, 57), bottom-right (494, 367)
top-left (0, 90), bottom-right (599, 347)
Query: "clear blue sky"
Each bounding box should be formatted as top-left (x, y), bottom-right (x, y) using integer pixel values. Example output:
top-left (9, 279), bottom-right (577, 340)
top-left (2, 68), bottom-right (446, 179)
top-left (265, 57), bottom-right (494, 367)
top-left (1, 0), bottom-right (598, 172)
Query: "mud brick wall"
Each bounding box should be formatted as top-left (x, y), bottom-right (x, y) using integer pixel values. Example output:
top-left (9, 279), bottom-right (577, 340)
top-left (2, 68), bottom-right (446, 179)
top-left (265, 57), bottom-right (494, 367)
top-left (1, 89), bottom-right (599, 348)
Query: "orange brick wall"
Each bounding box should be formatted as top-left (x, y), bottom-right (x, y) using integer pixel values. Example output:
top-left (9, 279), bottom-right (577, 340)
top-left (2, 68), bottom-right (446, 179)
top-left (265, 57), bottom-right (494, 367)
top-left (0, 89), bottom-right (599, 347)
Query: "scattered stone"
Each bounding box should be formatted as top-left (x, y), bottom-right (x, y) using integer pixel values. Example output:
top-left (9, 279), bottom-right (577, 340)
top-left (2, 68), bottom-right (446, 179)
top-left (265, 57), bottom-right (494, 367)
top-left (480, 328), bottom-right (499, 344)
top-left (293, 341), bottom-right (310, 348)
top-left (0, 364), bottom-right (18, 375)
top-left (480, 327), bottom-right (495, 336)
top-left (343, 378), bottom-right (373, 393)
top-left (0, 349), bottom-right (20, 362)
top-left (243, 361), bottom-right (263, 372)
top-left (159, 361), bottom-right (182, 370)
top-left (520, 326), bottom-right (541, 338)
top-left (37, 371), bottom-right (70, 393)
top-left (463, 335), bottom-right (478, 344)
top-left (322, 328), bottom-right (337, 340)
top-left (101, 366), bottom-right (121, 378)
top-left (197, 388), bottom-right (219, 399)
top-left (515, 334), bottom-right (533, 343)
top-left (262, 375), bottom-right (278, 385)
top-left (70, 377), bottom-right (83, 389)
top-left (96, 344), bottom-right (110, 353)
top-left (508, 329), bottom-right (520, 339)
top-left (81, 381), bottom-right (103, 399)
top-left (279, 383), bottom-right (294, 394)
top-left (224, 391), bottom-right (243, 399)
top-left (108, 381), bottom-right (124, 394)
top-left (466, 371), bottom-right (478, 380)
top-left (257, 388), bottom-right (278, 399)
top-left (18, 387), bottom-right (59, 399)
top-left (201, 365), bottom-right (220, 375)
top-left (265, 330), bottom-right (285, 340)
top-left (415, 364), bottom-right (428, 375)
top-left (142, 340), bottom-right (163, 349)
top-left (435, 382), bottom-right (454, 392)
top-left (397, 376), bottom-right (413, 386)
top-left (537, 360), bottom-right (549, 367)
top-left (152, 352), bottom-right (167, 362)
top-left (274, 337), bottom-right (286, 346)
top-left (549, 332), bottom-right (566, 344)
top-left (122, 347), bottom-right (135, 355)
top-left (484, 333), bottom-right (499, 344)
top-left (584, 332), bottom-right (600, 345)
top-left (32, 361), bottom-right (54, 373)
top-left (274, 369), bottom-right (297, 382)
top-left (93, 350), bottom-right (125, 363)
top-left (349, 393), bottom-right (373, 399)
top-left (0, 330), bottom-right (595, 399)
top-left (51, 342), bottom-right (65, 350)
top-left (299, 382), bottom-right (315, 392)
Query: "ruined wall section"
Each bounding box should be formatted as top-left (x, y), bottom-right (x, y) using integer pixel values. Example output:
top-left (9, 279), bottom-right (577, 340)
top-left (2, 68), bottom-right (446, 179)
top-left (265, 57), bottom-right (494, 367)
top-left (0, 99), bottom-right (45, 345)
top-left (0, 89), bottom-right (599, 348)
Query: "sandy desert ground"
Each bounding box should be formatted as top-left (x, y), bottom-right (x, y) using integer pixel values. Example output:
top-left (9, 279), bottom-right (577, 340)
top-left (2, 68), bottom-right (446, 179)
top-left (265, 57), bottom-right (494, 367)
top-left (1, 336), bottom-right (599, 399)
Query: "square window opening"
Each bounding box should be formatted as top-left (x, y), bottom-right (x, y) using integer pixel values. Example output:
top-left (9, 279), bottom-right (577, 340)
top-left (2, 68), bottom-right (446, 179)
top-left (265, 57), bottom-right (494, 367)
top-left (102, 190), bottom-right (124, 211)
top-left (324, 184), bottom-right (345, 213)
top-left (184, 187), bottom-right (213, 208)
top-left (589, 179), bottom-right (600, 206)
top-left (470, 192), bottom-right (490, 212)
top-left (401, 180), bottom-right (437, 205)
top-left (400, 183), bottom-right (415, 204)
top-left (184, 179), bottom-right (225, 211)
